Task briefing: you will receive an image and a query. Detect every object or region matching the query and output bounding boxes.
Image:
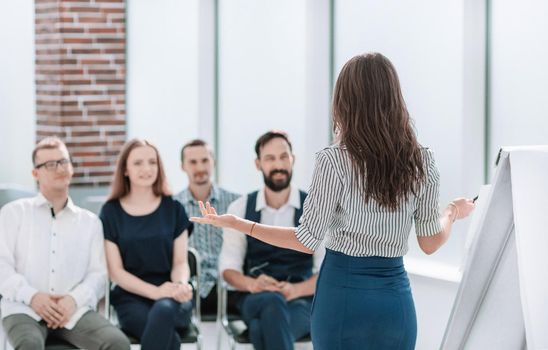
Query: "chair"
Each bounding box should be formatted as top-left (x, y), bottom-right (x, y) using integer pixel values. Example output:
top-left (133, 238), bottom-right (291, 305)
top-left (105, 247), bottom-right (203, 350)
top-left (217, 281), bottom-right (312, 350)
top-left (0, 184), bottom-right (35, 208)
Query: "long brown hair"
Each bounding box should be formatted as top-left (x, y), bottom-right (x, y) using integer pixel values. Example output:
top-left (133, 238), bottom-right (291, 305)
top-left (332, 53), bottom-right (425, 210)
top-left (108, 138), bottom-right (172, 200)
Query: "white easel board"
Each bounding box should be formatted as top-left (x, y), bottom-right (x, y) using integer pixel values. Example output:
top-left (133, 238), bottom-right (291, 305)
top-left (441, 146), bottom-right (548, 350)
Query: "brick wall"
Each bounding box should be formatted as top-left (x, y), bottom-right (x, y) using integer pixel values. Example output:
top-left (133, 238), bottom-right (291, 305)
top-left (35, 0), bottom-right (126, 187)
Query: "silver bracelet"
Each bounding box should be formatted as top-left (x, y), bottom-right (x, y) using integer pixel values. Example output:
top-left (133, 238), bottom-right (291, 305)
top-left (448, 202), bottom-right (459, 223)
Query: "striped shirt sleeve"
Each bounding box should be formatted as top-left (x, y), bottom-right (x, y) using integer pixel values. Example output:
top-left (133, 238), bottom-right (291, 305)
top-left (414, 149), bottom-right (442, 237)
top-left (295, 149), bottom-right (343, 251)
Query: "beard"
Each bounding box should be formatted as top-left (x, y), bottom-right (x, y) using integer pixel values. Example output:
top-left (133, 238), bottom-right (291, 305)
top-left (263, 169), bottom-right (292, 192)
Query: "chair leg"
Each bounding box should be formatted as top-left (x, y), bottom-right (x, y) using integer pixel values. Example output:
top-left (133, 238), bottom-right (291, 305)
top-left (216, 321), bottom-right (224, 350)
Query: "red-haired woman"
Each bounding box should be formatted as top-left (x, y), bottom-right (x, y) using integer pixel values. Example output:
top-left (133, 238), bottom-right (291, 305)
top-left (191, 53), bottom-right (475, 349)
top-left (99, 139), bottom-right (193, 350)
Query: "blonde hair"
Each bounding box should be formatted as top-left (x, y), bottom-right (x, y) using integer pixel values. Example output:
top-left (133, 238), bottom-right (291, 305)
top-left (32, 136), bottom-right (68, 165)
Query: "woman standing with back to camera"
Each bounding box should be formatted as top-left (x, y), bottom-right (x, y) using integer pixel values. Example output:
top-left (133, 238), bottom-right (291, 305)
top-left (192, 53), bottom-right (475, 349)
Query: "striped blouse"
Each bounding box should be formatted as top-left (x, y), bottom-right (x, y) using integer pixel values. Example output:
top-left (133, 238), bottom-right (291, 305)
top-left (295, 144), bottom-right (442, 257)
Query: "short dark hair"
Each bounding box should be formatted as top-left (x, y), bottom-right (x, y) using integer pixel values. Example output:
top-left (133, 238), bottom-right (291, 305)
top-left (254, 130), bottom-right (293, 158)
top-left (180, 139), bottom-right (213, 163)
top-left (32, 136), bottom-right (68, 165)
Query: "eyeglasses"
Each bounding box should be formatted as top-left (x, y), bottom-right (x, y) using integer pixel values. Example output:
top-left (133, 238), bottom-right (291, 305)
top-left (34, 158), bottom-right (72, 171)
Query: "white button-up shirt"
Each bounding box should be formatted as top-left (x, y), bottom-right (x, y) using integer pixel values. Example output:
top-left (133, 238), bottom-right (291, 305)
top-left (219, 186), bottom-right (324, 277)
top-left (0, 193), bottom-right (107, 329)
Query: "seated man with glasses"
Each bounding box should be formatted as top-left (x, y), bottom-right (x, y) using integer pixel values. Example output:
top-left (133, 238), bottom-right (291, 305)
top-left (219, 131), bottom-right (324, 350)
top-left (0, 136), bottom-right (130, 350)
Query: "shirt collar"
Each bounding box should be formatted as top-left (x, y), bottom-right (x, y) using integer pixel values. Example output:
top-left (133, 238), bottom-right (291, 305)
top-left (34, 192), bottom-right (77, 214)
top-left (256, 186), bottom-right (301, 211)
top-left (65, 197), bottom-right (77, 213)
top-left (179, 185), bottom-right (219, 205)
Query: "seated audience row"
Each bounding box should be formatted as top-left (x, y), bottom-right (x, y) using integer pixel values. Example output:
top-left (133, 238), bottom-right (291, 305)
top-left (0, 131), bottom-right (314, 350)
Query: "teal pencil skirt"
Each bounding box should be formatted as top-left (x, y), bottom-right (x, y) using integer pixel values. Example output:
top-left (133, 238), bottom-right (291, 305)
top-left (311, 249), bottom-right (417, 350)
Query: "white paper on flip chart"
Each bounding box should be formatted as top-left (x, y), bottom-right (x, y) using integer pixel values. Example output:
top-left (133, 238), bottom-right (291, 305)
top-left (509, 149), bottom-right (548, 350)
top-left (460, 184), bottom-right (493, 273)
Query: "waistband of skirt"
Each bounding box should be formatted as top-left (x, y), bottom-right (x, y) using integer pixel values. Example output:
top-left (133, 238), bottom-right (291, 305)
top-left (324, 248), bottom-right (404, 269)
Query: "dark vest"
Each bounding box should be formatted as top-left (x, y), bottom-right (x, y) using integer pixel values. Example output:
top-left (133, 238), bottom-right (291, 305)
top-left (243, 190), bottom-right (313, 283)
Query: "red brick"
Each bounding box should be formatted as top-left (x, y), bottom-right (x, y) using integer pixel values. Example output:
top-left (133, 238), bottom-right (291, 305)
top-left (80, 59), bottom-right (109, 65)
top-left (36, 90), bottom-right (63, 96)
top-left (59, 27), bottom-right (85, 33)
top-left (35, 18), bottom-right (59, 25)
top-left (61, 110), bottom-right (83, 117)
top-left (36, 48), bottom-right (68, 55)
top-left (95, 79), bottom-right (124, 84)
top-left (96, 119), bottom-right (125, 126)
top-left (66, 141), bottom-right (108, 148)
top-left (36, 7), bottom-right (60, 15)
top-left (82, 161), bottom-right (110, 167)
top-left (36, 100), bottom-right (61, 106)
top-left (87, 108), bottom-right (116, 115)
top-left (88, 27), bottom-right (117, 34)
top-left (62, 79), bottom-right (92, 85)
top-left (71, 48), bottom-right (101, 54)
top-left (36, 38), bottom-right (60, 45)
top-left (78, 16), bottom-right (107, 23)
top-left (65, 6), bottom-right (100, 13)
top-left (102, 48), bottom-right (125, 54)
top-left (61, 68), bottom-right (85, 75)
top-left (107, 86), bottom-right (125, 92)
top-left (60, 100), bottom-right (79, 106)
top-left (95, 37), bottom-right (124, 44)
top-left (88, 171), bottom-right (113, 177)
top-left (72, 151), bottom-right (102, 157)
top-left (83, 100), bottom-right (111, 106)
top-left (63, 37), bottom-right (93, 44)
top-left (71, 131), bottom-right (101, 137)
top-left (100, 8), bottom-right (125, 14)
top-left (71, 89), bottom-right (105, 95)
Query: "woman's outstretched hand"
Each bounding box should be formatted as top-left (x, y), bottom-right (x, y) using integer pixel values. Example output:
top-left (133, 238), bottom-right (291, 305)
top-left (189, 201), bottom-right (238, 229)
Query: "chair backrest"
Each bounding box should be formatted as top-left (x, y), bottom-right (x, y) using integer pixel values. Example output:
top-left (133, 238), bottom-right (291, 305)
top-left (0, 184), bottom-right (35, 208)
top-left (186, 247), bottom-right (201, 324)
top-left (187, 247), bottom-right (199, 279)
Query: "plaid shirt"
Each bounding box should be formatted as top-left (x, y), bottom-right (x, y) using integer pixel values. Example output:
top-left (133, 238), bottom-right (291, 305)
top-left (175, 186), bottom-right (240, 297)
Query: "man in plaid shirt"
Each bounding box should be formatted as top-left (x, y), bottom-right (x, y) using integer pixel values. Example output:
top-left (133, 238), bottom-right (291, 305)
top-left (175, 139), bottom-right (239, 318)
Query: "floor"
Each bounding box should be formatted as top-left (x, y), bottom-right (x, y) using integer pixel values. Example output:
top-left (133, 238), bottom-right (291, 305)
top-left (172, 321), bottom-right (313, 350)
